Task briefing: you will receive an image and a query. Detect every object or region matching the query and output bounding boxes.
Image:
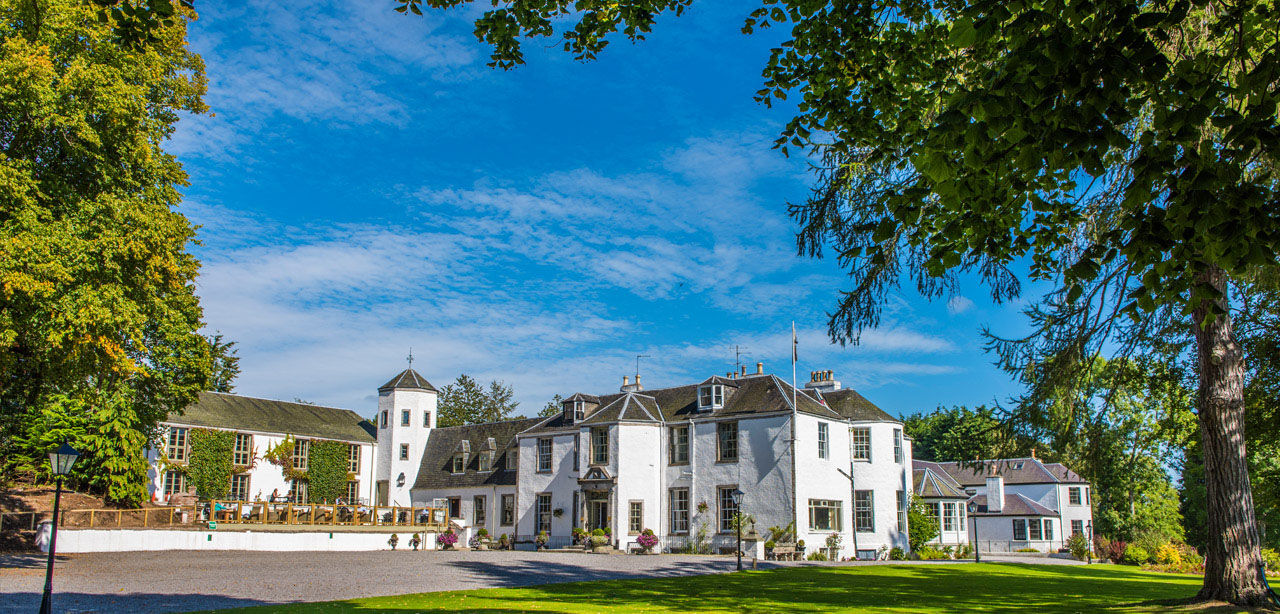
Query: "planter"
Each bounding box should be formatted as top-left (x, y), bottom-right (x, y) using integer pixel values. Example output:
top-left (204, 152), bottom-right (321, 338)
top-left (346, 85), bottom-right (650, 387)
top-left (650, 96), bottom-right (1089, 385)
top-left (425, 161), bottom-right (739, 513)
top-left (475, 543), bottom-right (489, 551)
top-left (592, 545), bottom-right (612, 554)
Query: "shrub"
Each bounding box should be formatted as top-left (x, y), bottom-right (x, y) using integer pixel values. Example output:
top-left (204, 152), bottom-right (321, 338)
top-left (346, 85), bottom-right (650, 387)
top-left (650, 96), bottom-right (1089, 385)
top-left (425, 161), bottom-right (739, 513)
top-left (764, 540), bottom-right (776, 550)
top-left (1123, 545), bottom-right (1150, 565)
top-left (590, 528), bottom-right (609, 547)
top-left (906, 499), bottom-right (940, 551)
top-left (187, 428), bottom-right (235, 500)
top-left (1153, 543), bottom-right (1181, 566)
top-left (889, 547), bottom-right (907, 561)
top-left (916, 546), bottom-right (947, 560)
top-left (305, 440), bottom-right (350, 503)
top-left (1016, 547), bottom-right (1040, 553)
top-left (535, 531), bottom-right (549, 547)
top-left (1177, 543), bottom-right (1203, 567)
top-left (1262, 548), bottom-right (1280, 576)
top-left (807, 551), bottom-right (829, 561)
top-left (797, 539), bottom-right (806, 548)
top-left (1093, 535), bottom-right (1111, 559)
top-left (956, 543), bottom-right (973, 559)
top-left (1066, 533), bottom-right (1091, 561)
top-left (497, 533), bottom-right (510, 549)
top-left (1106, 540), bottom-right (1128, 564)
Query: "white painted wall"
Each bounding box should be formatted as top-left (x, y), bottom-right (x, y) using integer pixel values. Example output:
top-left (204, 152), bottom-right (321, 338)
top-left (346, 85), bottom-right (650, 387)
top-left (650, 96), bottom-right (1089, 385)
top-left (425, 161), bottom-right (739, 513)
top-left (615, 423), bottom-right (663, 549)
top-left (828, 420), bottom-right (910, 559)
top-left (970, 515), bottom-right (1063, 553)
top-left (412, 484), bottom-right (518, 539)
top-left (39, 525), bottom-right (441, 553)
top-left (515, 432), bottom-right (580, 546)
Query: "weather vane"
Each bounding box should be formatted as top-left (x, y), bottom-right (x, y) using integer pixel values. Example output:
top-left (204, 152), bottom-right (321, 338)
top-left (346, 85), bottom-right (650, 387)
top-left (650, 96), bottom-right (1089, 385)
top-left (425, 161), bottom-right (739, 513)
top-left (407, 347), bottom-right (414, 367)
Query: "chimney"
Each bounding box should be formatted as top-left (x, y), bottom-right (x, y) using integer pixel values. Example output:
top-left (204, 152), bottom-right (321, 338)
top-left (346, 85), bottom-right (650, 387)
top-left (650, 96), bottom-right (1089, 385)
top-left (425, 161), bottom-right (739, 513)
top-left (634, 375), bottom-right (642, 391)
top-left (1030, 448), bottom-right (1036, 460)
top-left (621, 375), bottom-right (641, 393)
top-left (740, 365), bottom-right (747, 376)
top-left (756, 362), bottom-right (763, 375)
top-left (804, 369), bottom-right (842, 392)
top-left (986, 474), bottom-right (1005, 513)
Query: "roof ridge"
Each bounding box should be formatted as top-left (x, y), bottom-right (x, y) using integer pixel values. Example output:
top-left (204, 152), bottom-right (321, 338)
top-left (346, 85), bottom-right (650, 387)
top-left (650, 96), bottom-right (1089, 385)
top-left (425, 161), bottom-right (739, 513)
top-left (202, 391), bottom-right (354, 413)
top-left (430, 416), bottom-right (545, 430)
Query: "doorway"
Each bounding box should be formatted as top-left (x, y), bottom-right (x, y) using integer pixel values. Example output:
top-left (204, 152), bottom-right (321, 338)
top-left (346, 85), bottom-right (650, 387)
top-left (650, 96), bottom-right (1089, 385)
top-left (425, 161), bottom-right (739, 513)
top-left (587, 492), bottom-right (610, 531)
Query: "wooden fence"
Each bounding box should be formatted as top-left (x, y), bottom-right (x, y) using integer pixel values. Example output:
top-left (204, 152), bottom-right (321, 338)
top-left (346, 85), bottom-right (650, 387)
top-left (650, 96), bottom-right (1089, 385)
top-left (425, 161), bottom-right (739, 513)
top-left (2, 502), bottom-right (446, 531)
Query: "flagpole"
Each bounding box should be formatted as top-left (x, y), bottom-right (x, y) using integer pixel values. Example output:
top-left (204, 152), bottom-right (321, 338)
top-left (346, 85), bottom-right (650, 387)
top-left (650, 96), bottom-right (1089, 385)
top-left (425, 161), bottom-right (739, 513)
top-left (791, 321), bottom-right (798, 410)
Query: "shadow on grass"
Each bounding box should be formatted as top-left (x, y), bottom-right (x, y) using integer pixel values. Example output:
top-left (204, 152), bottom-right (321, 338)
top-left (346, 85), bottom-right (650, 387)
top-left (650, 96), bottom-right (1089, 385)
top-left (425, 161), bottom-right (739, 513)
top-left (0, 591), bottom-right (275, 614)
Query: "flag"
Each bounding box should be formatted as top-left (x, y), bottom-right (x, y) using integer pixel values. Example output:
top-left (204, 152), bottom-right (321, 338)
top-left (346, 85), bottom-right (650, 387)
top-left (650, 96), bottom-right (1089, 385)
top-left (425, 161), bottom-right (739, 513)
top-left (791, 322), bottom-right (798, 363)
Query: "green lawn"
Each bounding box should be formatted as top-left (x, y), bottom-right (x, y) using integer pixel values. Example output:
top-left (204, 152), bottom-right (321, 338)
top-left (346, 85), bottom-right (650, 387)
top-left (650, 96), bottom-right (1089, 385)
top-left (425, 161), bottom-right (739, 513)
top-left (208, 563), bottom-right (1257, 613)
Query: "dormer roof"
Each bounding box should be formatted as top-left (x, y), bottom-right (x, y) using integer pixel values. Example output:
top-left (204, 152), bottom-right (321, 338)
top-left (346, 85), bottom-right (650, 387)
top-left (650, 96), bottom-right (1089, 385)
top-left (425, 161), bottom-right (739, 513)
top-left (697, 375), bottom-right (741, 388)
top-left (378, 368), bottom-right (437, 393)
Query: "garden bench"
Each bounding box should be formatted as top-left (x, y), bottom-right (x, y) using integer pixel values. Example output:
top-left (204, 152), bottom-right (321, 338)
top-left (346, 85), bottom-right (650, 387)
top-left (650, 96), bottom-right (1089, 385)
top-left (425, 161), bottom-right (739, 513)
top-left (772, 545), bottom-right (797, 561)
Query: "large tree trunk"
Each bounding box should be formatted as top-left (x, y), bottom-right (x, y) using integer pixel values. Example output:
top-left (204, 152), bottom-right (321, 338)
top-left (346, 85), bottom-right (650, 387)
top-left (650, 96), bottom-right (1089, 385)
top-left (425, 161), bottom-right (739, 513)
top-left (1191, 265), bottom-right (1268, 605)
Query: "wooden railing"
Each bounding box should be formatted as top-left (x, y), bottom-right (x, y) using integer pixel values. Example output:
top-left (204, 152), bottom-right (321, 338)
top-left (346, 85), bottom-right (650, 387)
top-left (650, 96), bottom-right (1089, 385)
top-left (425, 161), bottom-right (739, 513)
top-left (202, 501), bottom-right (447, 529)
top-left (1, 502), bottom-right (446, 531)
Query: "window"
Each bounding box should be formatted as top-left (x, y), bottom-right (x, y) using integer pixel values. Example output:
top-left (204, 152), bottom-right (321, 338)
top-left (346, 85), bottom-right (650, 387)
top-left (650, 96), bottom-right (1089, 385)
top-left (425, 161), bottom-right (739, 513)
top-left (897, 491), bottom-right (907, 533)
top-left (669, 488), bottom-right (689, 534)
top-left (399, 409), bottom-right (408, 427)
top-left (478, 452), bottom-right (491, 472)
top-left (233, 433), bottom-right (252, 466)
top-left (817, 422), bottom-right (829, 459)
top-left (942, 502), bottom-right (957, 531)
top-left (506, 448), bottom-right (518, 470)
top-left (1029, 518), bottom-right (1044, 540)
top-left (537, 438), bottom-right (552, 472)
top-left (718, 486), bottom-right (739, 533)
top-left (448, 497), bottom-right (461, 518)
top-left (535, 493), bottom-right (552, 534)
top-left (1068, 486), bottom-right (1083, 505)
top-left (669, 425), bottom-right (689, 465)
top-left (229, 474), bottom-right (250, 501)
top-left (474, 495), bottom-right (487, 526)
top-left (166, 427), bottom-right (188, 461)
top-left (698, 384), bottom-right (724, 409)
top-left (400, 444), bottom-right (410, 461)
top-left (346, 480), bottom-right (358, 503)
top-left (1042, 519), bottom-right (1053, 541)
top-left (959, 501), bottom-right (967, 527)
top-left (162, 471), bottom-right (187, 497)
top-left (292, 439), bottom-right (309, 470)
top-left (1072, 519), bottom-right (1084, 536)
top-left (573, 434), bottom-right (580, 472)
top-left (854, 490), bottom-right (874, 532)
top-left (851, 427), bottom-right (871, 461)
top-left (717, 421), bottom-right (738, 462)
top-left (591, 427), bottom-right (609, 465)
top-left (572, 400), bottom-right (585, 422)
top-left (1013, 519), bottom-right (1028, 540)
top-left (424, 411), bottom-right (431, 428)
top-left (451, 453), bottom-right (464, 473)
top-left (348, 444), bottom-right (361, 473)
top-left (893, 428), bottom-right (903, 463)
top-left (629, 501), bottom-right (643, 534)
top-left (380, 410), bottom-right (388, 428)
top-left (501, 494), bottom-right (515, 525)
top-left (808, 499), bottom-right (843, 531)
top-left (290, 479), bottom-right (309, 504)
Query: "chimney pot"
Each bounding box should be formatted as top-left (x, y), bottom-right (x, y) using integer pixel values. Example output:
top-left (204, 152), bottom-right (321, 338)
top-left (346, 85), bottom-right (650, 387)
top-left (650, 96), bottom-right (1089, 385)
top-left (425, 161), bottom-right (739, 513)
top-left (756, 362), bottom-right (763, 375)
top-left (623, 375), bottom-right (629, 386)
top-left (1030, 448), bottom-right (1036, 460)
top-left (740, 365), bottom-right (746, 376)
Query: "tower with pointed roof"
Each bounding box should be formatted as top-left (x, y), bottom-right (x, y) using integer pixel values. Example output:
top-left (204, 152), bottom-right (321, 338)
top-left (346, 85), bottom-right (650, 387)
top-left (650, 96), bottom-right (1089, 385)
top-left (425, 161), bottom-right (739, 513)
top-left (374, 367), bottom-right (438, 506)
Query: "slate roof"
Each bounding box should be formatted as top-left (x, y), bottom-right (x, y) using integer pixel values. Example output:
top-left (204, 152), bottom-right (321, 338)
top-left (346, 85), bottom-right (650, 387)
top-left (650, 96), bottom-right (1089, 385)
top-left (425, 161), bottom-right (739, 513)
top-left (969, 493), bottom-right (1059, 517)
top-left (378, 368), bottom-right (437, 393)
top-left (521, 374), bottom-right (847, 435)
top-left (819, 388), bottom-right (900, 423)
top-left (935, 457), bottom-right (1089, 486)
top-left (412, 416), bottom-right (546, 490)
top-left (166, 392), bottom-right (375, 443)
top-left (913, 460), bottom-right (968, 499)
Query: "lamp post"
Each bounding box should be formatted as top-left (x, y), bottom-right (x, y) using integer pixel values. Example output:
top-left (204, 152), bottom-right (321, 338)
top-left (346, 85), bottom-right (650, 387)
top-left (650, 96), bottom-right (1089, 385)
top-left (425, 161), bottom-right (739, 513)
top-left (1086, 521), bottom-right (1093, 564)
top-left (967, 501), bottom-right (980, 563)
top-left (40, 443), bottom-right (80, 614)
top-left (729, 488), bottom-right (745, 571)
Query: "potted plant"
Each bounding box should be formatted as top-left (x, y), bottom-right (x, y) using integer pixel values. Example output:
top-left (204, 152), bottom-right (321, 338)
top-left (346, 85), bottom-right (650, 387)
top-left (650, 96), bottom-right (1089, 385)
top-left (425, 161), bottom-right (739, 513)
top-left (636, 528), bottom-right (659, 554)
top-left (590, 528), bottom-right (610, 553)
top-left (388, 533), bottom-right (400, 550)
top-left (764, 540), bottom-right (776, 558)
top-left (437, 529), bottom-right (459, 550)
top-left (497, 533), bottom-right (511, 550)
top-left (409, 533), bottom-right (422, 551)
top-left (535, 531), bottom-right (549, 550)
top-left (476, 528), bottom-right (491, 550)
top-left (572, 527), bottom-right (588, 546)
top-left (796, 539), bottom-right (806, 557)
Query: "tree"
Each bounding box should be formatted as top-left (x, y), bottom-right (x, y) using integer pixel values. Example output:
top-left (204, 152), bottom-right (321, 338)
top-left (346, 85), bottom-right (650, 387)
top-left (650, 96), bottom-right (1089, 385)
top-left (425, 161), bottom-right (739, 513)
top-left (437, 374), bottom-right (519, 427)
top-left (539, 394), bottom-right (565, 418)
top-left (401, 0), bottom-right (1278, 602)
top-left (903, 405), bottom-right (1008, 462)
top-left (0, 0), bottom-right (216, 505)
top-left (207, 333), bottom-right (240, 393)
top-left (906, 498), bottom-right (940, 552)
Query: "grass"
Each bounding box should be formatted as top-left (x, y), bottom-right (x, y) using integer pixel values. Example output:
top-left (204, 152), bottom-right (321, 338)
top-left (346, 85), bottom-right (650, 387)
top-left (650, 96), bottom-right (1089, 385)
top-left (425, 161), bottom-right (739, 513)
top-left (200, 562), bottom-right (1272, 613)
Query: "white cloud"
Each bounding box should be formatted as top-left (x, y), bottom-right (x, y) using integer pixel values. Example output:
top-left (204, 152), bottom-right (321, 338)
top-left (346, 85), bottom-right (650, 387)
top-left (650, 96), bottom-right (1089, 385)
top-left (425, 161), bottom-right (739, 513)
top-left (947, 295), bottom-right (975, 315)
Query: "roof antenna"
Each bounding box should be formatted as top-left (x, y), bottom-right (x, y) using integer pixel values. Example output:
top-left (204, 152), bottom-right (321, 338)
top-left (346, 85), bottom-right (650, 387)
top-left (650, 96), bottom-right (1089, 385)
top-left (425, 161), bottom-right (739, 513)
top-left (635, 354), bottom-right (651, 382)
top-left (732, 345), bottom-right (749, 375)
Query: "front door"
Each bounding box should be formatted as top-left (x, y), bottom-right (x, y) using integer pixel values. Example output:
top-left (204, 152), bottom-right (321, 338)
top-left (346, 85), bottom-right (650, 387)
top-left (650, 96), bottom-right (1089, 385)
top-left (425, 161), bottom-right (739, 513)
top-left (587, 493), bottom-right (610, 531)
top-left (375, 480), bottom-right (388, 506)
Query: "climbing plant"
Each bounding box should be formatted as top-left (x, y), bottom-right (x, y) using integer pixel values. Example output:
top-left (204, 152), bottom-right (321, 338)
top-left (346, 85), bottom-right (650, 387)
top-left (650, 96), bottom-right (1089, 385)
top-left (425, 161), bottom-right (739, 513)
top-left (307, 440), bottom-right (350, 503)
top-left (264, 435), bottom-right (306, 481)
top-left (187, 429), bottom-right (235, 500)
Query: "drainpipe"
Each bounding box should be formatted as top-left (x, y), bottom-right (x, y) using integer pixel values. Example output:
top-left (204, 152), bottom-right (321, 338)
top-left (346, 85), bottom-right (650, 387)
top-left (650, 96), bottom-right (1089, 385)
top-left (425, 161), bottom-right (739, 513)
top-left (838, 466), bottom-right (859, 558)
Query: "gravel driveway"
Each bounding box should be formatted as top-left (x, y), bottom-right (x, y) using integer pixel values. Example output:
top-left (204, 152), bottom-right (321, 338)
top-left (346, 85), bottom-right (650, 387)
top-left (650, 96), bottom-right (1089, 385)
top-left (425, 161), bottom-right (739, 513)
top-left (0, 550), bottom-right (750, 613)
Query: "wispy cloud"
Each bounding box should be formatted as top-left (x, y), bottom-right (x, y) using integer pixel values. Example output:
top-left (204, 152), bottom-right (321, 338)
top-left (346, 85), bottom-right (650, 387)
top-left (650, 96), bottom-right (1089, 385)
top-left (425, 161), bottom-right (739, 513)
top-left (947, 295), bottom-right (975, 315)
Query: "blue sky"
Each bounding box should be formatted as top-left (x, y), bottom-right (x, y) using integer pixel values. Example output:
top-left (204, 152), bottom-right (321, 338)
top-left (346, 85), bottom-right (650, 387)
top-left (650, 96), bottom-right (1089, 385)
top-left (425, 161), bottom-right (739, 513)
top-left (172, 1), bottom-right (1038, 419)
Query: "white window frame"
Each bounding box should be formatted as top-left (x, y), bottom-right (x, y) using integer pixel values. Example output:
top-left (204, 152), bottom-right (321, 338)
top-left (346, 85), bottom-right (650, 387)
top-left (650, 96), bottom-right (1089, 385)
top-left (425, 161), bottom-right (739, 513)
top-left (717, 485), bottom-right (739, 533)
top-left (537, 438), bottom-right (552, 473)
top-left (893, 428), bottom-right (903, 463)
top-left (1068, 486), bottom-right (1083, 505)
top-left (854, 490), bottom-right (874, 533)
top-left (591, 427), bottom-right (609, 465)
top-left (535, 493), bottom-right (552, 534)
top-left (808, 498), bottom-right (843, 532)
top-left (1029, 518), bottom-right (1044, 540)
top-left (628, 500), bottom-right (643, 534)
top-left (500, 494), bottom-right (515, 526)
top-left (851, 427), bottom-right (871, 461)
top-left (896, 490), bottom-right (907, 533)
top-left (942, 502), bottom-right (957, 532)
top-left (669, 487), bottom-right (690, 534)
top-left (669, 425), bottom-right (689, 465)
top-left (166, 427), bottom-right (188, 462)
top-left (817, 422), bottom-right (829, 459)
top-left (717, 421), bottom-right (738, 462)
top-left (698, 384), bottom-right (725, 409)
top-left (474, 495), bottom-right (487, 526)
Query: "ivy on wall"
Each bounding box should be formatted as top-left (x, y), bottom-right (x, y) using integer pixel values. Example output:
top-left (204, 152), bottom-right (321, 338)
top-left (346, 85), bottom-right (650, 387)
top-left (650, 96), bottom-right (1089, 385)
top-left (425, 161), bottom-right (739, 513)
top-left (263, 435), bottom-right (306, 481)
top-left (307, 440), bottom-right (350, 503)
top-left (187, 428), bottom-right (235, 499)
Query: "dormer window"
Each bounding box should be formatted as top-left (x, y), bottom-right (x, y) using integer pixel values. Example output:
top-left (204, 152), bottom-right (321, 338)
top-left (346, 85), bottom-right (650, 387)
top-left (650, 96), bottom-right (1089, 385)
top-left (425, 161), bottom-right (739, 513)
top-left (698, 384), bottom-right (724, 409)
top-left (573, 400), bottom-right (585, 422)
top-left (451, 453), bottom-right (465, 474)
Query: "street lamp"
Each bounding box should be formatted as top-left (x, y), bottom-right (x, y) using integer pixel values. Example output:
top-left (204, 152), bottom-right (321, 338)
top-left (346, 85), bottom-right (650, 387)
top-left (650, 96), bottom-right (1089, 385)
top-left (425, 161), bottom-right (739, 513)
top-left (1086, 521), bottom-right (1094, 564)
top-left (40, 443), bottom-right (80, 614)
top-left (967, 501), bottom-right (981, 563)
top-left (729, 488), bottom-right (745, 571)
